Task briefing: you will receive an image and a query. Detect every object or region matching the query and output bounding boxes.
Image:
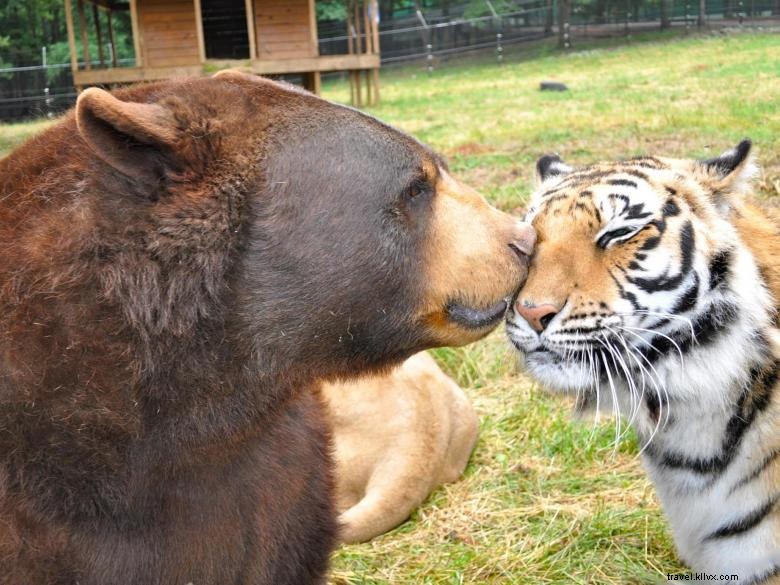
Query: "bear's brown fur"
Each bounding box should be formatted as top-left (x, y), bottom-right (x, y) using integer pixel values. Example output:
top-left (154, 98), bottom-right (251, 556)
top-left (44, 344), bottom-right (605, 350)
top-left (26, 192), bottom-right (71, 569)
top-left (0, 71), bottom-right (533, 584)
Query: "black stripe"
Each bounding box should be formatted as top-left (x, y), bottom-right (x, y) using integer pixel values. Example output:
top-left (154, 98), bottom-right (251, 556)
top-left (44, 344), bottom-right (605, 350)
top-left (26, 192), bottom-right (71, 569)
top-left (670, 273), bottom-right (700, 315)
top-left (609, 269), bottom-right (643, 311)
top-left (628, 221), bottom-right (694, 293)
top-left (625, 202), bottom-right (653, 221)
top-left (658, 355), bottom-right (777, 475)
top-left (623, 169), bottom-right (651, 181)
top-left (636, 300), bottom-right (740, 368)
top-left (607, 179), bottom-right (638, 188)
top-left (709, 248), bottom-right (733, 291)
top-left (662, 198), bottom-right (680, 217)
top-left (729, 447), bottom-right (780, 495)
top-left (705, 494), bottom-right (779, 540)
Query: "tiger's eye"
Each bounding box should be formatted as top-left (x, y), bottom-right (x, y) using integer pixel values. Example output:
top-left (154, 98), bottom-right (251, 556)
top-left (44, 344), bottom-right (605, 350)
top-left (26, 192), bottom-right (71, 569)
top-left (597, 227), bottom-right (634, 249)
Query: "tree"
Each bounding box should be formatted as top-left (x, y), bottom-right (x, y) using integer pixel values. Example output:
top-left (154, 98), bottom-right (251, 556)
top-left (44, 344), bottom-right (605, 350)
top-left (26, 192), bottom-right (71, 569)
top-left (660, 0), bottom-right (670, 29)
top-left (317, 0), bottom-right (348, 21)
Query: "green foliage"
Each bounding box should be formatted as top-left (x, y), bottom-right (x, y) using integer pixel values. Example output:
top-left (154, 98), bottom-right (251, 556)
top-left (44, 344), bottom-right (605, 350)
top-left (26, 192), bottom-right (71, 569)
top-left (318, 0), bottom-right (349, 21)
top-left (0, 0), bottom-right (64, 66)
top-left (0, 0), bottom-right (135, 70)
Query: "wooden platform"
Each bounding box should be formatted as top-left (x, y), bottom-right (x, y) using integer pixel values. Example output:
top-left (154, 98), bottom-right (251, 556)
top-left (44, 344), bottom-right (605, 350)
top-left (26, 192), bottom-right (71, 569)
top-left (72, 54), bottom-right (380, 86)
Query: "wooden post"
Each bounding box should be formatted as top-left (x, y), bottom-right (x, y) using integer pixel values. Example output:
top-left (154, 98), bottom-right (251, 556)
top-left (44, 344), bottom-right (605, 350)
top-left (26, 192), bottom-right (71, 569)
top-left (371, 0), bottom-right (380, 105)
top-left (354, 0), bottom-right (364, 106)
top-left (64, 0), bottom-right (80, 74)
top-left (307, 0), bottom-right (319, 56)
top-left (361, 2), bottom-right (371, 103)
top-left (363, 0), bottom-right (371, 54)
top-left (354, 0), bottom-right (363, 54)
top-left (106, 8), bottom-right (118, 66)
top-left (371, 0), bottom-right (380, 55)
top-left (244, 0), bottom-right (257, 59)
top-left (129, 0), bottom-right (143, 66)
top-left (372, 67), bottom-right (380, 105)
top-left (303, 71), bottom-right (321, 95)
top-left (93, 4), bottom-right (106, 67)
top-left (77, 0), bottom-right (92, 70)
top-left (347, 6), bottom-right (355, 105)
top-left (193, 0), bottom-right (206, 62)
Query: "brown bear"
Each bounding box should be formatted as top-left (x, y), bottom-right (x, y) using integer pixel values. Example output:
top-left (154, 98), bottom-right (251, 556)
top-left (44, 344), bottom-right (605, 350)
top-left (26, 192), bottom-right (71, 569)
top-left (0, 71), bottom-right (534, 585)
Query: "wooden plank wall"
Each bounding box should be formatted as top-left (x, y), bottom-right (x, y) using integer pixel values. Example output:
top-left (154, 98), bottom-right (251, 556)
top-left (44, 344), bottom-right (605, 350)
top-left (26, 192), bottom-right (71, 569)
top-left (253, 0), bottom-right (316, 60)
top-left (137, 0), bottom-right (200, 67)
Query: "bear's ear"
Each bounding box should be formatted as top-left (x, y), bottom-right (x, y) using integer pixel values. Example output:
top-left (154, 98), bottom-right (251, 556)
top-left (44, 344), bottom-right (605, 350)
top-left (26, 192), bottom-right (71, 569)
top-left (696, 139), bottom-right (757, 212)
top-left (536, 154), bottom-right (571, 185)
top-left (213, 69), bottom-right (261, 84)
top-left (76, 87), bottom-right (180, 186)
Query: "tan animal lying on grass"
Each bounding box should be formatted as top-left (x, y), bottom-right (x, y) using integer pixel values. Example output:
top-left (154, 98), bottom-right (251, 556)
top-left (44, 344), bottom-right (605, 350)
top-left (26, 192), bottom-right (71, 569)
top-left (321, 352), bottom-right (478, 544)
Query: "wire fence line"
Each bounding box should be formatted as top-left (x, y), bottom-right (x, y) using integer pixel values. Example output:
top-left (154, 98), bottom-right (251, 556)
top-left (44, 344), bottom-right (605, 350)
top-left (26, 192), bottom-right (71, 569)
top-left (1, 1), bottom-right (778, 122)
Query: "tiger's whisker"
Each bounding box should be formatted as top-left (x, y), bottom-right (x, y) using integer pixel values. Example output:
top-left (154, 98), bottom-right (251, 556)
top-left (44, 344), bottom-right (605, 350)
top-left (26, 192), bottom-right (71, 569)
top-left (622, 325), bottom-right (686, 371)
top-left (617, 326), bottom-right (673, 431)
top-left (615, 310), bottom-right (696, 339)
top-left (604, 325), bottom-right (646, 431)
top-left (594, 342), bottom-right (622, 450)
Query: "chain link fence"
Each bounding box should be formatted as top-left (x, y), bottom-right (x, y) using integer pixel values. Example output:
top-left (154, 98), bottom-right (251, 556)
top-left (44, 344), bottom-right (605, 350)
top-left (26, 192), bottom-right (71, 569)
top-left (2, 0), bottom-right (778, 122)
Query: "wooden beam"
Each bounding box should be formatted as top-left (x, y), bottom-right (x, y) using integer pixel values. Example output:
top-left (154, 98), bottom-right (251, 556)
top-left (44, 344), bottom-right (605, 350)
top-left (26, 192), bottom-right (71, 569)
top-left (205, 54), bottom-right (380, 73)
top-left (74, 64), bottom-right (202, 85)
top-left (129, 0), bottom-right (142, 66)
top-left (106, 8), bottom-right (118, 66)
top-left (244, 0), bottom-right (257, 59)
top-left (193, 0), bottom-right (206, 63)
top-left (93, 4), bottom-right (106, 66)
top-left (63, 0), bottom-right (80, 75)
top-left (245, 54), bottom-right (380, 74)
top-left (77, 0), bottom-right (92, 70)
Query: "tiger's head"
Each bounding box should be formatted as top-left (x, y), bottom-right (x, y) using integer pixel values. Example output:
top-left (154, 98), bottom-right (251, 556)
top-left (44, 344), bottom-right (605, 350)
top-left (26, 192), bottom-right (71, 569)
top-left (506, 140), bottom-right (774, 420)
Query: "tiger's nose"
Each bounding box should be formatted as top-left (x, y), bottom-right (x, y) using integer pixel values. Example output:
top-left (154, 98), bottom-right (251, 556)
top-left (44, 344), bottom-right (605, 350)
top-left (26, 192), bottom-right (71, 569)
top-left (515, 302), bottom-right (558, 333)
top-left (509, 222), bottom-right (537, 258)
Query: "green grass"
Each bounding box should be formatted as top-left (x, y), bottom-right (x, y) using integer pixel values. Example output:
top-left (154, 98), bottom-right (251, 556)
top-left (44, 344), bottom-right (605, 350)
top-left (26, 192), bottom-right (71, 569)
top-left (0, 118), bottom-right (54, 158)
top-left (2, 31), bottom-right (778, 585)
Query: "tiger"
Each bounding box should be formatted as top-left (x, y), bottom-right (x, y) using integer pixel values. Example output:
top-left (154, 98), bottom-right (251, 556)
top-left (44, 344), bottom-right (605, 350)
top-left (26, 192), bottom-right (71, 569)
top-left (505, 140), bottom-right (780, 584)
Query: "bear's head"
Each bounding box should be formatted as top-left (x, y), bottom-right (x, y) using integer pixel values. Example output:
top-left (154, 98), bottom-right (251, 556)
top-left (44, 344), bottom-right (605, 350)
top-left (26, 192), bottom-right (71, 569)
top-left (74, 72), bottom-right (533, 380)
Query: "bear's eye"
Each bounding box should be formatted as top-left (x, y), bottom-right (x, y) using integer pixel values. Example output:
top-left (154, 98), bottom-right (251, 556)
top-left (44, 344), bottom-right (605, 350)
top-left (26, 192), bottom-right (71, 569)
top-left (596, 226), bottom-right (635, 249)
top-left (404, 177), bottom-right (431, 201)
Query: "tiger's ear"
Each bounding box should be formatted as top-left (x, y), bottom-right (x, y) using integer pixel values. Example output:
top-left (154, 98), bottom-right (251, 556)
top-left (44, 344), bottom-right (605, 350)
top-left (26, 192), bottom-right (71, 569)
top-left (76, 87), bottom-right (181, 188)
top-left (697, 139), bottom-right (757, 204)
top-left (536, 154), bottom-right (572, 185)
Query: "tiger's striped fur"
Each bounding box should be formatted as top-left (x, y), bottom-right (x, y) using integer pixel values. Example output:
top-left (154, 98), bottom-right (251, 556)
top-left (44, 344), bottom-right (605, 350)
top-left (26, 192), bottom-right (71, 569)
top-left (506, 141), bottom-right (780, 583)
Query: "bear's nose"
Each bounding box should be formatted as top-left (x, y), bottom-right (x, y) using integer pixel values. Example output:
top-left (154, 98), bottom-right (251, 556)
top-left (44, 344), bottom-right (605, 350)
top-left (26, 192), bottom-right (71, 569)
top-left (514, 302), bottom-right (559, 333)
top-left (509, 221), bottom-right (536, 258)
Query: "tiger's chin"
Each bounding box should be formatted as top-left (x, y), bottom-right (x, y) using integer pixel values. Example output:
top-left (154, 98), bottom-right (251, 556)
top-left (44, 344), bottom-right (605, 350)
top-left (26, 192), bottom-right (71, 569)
top-left (515, 347), bottom-right (594, 394)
